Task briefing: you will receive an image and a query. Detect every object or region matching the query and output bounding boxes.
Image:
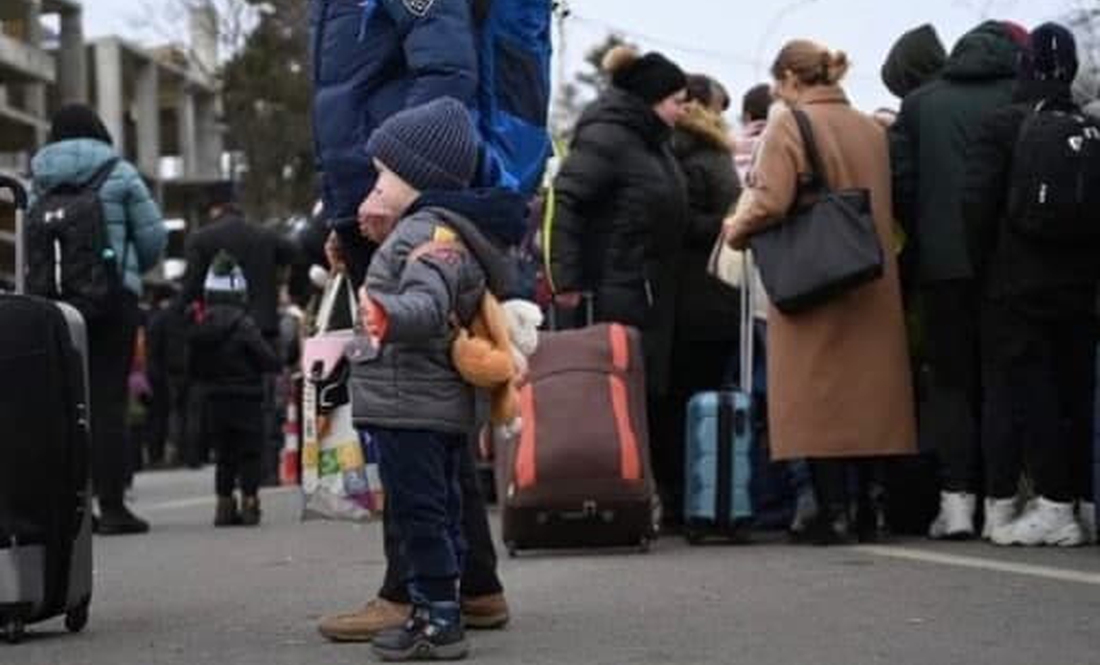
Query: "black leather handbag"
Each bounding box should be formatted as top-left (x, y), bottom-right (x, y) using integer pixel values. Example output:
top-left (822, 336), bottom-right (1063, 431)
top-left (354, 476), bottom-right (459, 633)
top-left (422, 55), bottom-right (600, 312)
top-left (749, 109), bottom-right (884, 315)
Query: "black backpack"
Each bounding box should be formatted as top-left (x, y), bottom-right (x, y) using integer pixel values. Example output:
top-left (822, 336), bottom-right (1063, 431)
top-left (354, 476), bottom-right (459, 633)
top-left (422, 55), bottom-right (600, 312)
top-left (1007, 103), bottom-right (1100, 241)
top-left (25, 158), bottom-right (126, 322)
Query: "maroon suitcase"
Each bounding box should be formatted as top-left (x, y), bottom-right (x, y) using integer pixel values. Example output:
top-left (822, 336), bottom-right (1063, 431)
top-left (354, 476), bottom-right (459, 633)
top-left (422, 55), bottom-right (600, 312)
top-left (498, 323), bottom-right (658, 555)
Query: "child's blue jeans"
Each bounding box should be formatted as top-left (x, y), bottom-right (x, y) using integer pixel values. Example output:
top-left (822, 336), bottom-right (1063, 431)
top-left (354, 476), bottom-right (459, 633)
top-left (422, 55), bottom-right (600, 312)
top-left (370, 426), bottom-right (467, 606)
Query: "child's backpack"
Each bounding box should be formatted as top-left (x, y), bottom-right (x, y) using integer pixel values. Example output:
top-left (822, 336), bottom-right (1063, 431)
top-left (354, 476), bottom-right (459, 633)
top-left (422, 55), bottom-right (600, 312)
top-left (471, 0), bottom-right (554, 196)
top-left (1008, 103), bottom-right (1100, 242)
top-left (24, 158), bottom-right (124, 322)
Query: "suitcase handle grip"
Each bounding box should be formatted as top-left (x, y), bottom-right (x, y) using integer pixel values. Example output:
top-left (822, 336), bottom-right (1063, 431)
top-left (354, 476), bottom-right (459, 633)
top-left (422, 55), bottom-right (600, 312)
top-left (0, 175), bottom-right (28, 210)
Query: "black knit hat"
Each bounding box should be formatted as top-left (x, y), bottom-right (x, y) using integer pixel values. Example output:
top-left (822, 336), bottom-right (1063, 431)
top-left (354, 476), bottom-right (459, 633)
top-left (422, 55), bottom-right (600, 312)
top-left (205, 181), bottom-right (237, 211)
top-left (366, 98), bottom-right (479, 192)
top-left (49, 104), bottom-right (113, 145)
top-left (606, 48), bottom-right (687, 105)
top-left (1022, 23), bottom-right (1079, 83)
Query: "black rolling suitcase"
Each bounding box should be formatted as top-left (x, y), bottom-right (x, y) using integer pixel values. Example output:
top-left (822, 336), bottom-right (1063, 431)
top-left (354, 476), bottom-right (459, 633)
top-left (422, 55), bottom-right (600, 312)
top-left (0, 175), bottom-right (93, 643)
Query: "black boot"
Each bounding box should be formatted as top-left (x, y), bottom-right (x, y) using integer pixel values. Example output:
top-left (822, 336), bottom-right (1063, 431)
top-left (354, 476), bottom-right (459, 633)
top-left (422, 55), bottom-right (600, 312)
top-left (239, 495), bottom-right (262, 527)
top-left (792, 504), bottom-right (853, 546)
top-left (372, 604), bottom-right (468, 661)
top-left (855, 483), bottom-right (887, 543)
top-left (214, 495), bottom-right (241, 527)
top-left (96, 504), bottom-right (150, 536)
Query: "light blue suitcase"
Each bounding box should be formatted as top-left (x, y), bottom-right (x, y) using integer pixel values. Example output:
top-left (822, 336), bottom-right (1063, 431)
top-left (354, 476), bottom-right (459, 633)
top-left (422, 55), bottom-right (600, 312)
top-left (683, 250), bottom-right (755, 543)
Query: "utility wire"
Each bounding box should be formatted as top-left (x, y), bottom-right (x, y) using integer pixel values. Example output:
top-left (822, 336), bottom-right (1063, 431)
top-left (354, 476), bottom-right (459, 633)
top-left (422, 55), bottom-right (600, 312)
top-left (567, 12), bottom-right (762, 68)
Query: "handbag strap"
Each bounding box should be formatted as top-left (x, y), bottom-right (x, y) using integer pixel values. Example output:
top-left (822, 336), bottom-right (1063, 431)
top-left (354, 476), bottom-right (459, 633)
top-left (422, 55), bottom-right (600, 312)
top-left (791, 109), bottom-right (830, 194)
top-left (315, 272), bottom-right (357, 334)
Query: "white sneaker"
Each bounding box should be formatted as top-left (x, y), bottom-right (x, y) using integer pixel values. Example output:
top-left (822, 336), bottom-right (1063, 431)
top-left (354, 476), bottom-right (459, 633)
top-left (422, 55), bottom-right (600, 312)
top-left (928, 492), bottom-right (977, 540)
top-left (1078, 502), bottom-right (1097, 545)
top-left (982, 498), bottom-right (1018, 541)
top-left (993, 497), bottom-right (1085, 547)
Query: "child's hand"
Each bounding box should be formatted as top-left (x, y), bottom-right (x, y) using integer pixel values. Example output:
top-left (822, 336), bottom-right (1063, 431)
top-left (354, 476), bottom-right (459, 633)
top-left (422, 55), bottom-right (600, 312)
top-left (359, 287), bottom-right (389, 343)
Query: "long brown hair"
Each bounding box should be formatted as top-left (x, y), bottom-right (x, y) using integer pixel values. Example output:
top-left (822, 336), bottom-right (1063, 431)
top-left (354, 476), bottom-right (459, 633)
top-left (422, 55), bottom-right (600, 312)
top-left (770, 40), bottom-right (851, 87)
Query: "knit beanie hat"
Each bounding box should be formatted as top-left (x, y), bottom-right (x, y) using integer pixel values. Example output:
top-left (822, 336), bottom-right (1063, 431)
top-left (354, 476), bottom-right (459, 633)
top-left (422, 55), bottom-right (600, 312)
top-left (603, 46), bottom-right (687, 105)
top-left (49, 104), bottom-right (113, 145)
top-left (366, 97), bottom-right (479, 192)
top-left (1022, 23), bottom-right (1079, 83)
top-left (203, 251), bottom-right (249, 307)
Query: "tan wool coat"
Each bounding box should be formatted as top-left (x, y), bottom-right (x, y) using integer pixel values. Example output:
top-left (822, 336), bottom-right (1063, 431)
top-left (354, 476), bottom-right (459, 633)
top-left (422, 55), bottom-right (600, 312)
top-left (728, 86), bottom-right (916, 461)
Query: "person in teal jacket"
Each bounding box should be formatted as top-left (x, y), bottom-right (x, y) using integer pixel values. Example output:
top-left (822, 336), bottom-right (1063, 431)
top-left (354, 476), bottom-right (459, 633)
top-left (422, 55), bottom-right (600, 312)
top-left (31, 104), bottom-right (167, 535)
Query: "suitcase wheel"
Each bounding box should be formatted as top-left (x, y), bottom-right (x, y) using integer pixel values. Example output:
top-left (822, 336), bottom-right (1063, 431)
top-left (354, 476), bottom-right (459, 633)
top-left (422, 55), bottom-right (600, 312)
top-left (3, 619), bottom-right (25, 644)
top-left (65, 601), bottom-right (90, 634)
top-left (684, 528), bottom-right (703, 546)
top-left (505, 542), bottom-right (518, 558)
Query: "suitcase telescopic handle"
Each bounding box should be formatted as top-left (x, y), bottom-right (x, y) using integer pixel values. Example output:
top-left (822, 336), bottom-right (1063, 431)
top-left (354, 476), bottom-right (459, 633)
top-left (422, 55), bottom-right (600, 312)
top-left (0, 175), bottom-right (28, 210)
top-left (0, 176), bottom-right (29, 294)
top-left (546, 291), bottom-right (594, 332)
top-left (739, 253), bottom-right (755, 394)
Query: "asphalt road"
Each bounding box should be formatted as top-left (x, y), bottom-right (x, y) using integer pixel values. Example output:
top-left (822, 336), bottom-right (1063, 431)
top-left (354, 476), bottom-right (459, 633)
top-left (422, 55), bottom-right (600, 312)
top-left (7, 469), bottom-right (1100, 665)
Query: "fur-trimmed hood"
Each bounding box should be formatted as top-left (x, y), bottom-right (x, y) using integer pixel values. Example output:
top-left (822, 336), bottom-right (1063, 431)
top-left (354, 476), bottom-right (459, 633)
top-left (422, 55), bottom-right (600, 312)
top-left (672, 102), bottom-right (733, 156)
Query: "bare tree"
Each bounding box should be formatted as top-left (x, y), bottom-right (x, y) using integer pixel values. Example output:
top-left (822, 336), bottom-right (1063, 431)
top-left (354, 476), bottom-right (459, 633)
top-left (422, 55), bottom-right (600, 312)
top-left (131, 0), bottom-right (264, 79)
top-left (551, 33), bottom-right (634, 140)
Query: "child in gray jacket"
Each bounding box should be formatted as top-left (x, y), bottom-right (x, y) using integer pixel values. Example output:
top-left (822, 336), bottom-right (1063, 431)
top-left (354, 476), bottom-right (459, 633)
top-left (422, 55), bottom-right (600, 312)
top-left (350, 98), bottom-right (512, 662)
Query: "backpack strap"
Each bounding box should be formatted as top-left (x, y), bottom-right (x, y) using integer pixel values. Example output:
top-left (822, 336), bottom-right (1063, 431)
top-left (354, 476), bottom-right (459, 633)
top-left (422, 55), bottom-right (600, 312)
top-left (85, 157), bottom-right (134, 282)
top-left (84, 157), bottom-right (121, 191)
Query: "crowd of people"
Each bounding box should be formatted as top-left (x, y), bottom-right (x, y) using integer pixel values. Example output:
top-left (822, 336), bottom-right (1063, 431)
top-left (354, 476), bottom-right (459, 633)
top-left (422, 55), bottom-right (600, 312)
top-left (17, 4), bottom-right (1100, 662)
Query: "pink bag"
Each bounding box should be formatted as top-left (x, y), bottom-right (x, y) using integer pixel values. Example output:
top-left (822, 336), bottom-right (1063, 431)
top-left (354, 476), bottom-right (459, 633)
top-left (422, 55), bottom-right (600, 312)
top-left (300, 274), bottom-right (384, 521)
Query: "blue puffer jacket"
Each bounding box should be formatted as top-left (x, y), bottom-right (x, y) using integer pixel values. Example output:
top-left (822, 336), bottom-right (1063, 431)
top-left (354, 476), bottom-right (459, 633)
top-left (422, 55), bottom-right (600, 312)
top-left (31, 139), bottom-right (167, 296)
top-left (310, 0), bottom-right (478, 221)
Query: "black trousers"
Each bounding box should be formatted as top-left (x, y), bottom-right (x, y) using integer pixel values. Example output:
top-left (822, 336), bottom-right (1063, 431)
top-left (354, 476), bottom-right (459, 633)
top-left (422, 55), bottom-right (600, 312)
top-left (88, 293), bottom-right (139, 509)
top-left (206, 392), bottom-right (265, 497)
top-left (373, 427), bottom-right (466, 605)
top-left (921, 281), bottom-right (982, 493)
top-left (981, 298), bottom-right (1096, 503)
top-left (379, 434), bottom-right (502, 603)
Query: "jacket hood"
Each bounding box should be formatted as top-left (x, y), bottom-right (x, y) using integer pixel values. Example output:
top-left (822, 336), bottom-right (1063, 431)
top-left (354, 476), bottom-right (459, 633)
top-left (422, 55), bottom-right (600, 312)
top-left (31, 139), bottom-right (118, 194)
top-left (576, 88), bottom-right (671, 148)
top-left (191, 305), bottom-right (248, 345)
top-left (672, 102), bottom-right (733, 155)
top-left (411, 187), bottom-right (529, 248)
top-left (882, 24), bottom-right (948, 98)
top-left (943, 21), bottom-right (1021, 82)
top-left (408, 197), bottom-right (514, 298)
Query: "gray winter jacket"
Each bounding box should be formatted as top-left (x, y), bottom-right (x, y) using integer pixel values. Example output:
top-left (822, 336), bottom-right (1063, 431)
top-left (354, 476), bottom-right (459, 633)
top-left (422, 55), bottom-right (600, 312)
top-left (349, 206), bottom-right (510, 434)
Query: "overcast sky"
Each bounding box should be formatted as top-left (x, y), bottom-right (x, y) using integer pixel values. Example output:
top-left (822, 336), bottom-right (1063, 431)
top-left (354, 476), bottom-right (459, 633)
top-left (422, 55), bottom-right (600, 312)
top-left (83, 0), bottom-right (1079, 117)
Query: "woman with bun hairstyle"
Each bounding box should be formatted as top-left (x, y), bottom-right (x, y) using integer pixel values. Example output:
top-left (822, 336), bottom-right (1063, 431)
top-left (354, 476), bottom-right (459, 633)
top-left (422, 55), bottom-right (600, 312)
top-left (548, 46), bottom-right (690, 518)
top-left (724, 41), bottom-right (916, 544)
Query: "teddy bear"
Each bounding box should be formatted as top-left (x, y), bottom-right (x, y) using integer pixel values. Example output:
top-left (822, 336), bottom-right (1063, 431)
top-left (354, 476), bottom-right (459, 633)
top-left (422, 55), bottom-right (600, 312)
top-left (450, 294), bottom-right (543, 441)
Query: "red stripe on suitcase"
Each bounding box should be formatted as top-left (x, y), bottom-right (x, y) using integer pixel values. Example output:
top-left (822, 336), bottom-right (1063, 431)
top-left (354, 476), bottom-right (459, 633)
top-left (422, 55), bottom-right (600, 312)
top-left (515, 383), bottom-right (537, 489)
top-left (608, 325), bottom-right (641, 482)
top-left (609, 375), bottom-right (642, 482)
top-left (609, 323), bottom-right (630, 372)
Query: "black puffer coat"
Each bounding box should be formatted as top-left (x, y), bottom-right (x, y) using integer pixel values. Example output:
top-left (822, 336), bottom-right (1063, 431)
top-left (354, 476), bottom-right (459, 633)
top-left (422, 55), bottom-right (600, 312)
top-left (550, 87), bottom-right (688, 394)
top-left (670, 103), bottom-right (742, 342)
top-left (189, 305), bottom-right (281, 395)
top-left (890, 20), bottom-right (1021, 284)
top-left (963, 80), bottom-right (1100, 312)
